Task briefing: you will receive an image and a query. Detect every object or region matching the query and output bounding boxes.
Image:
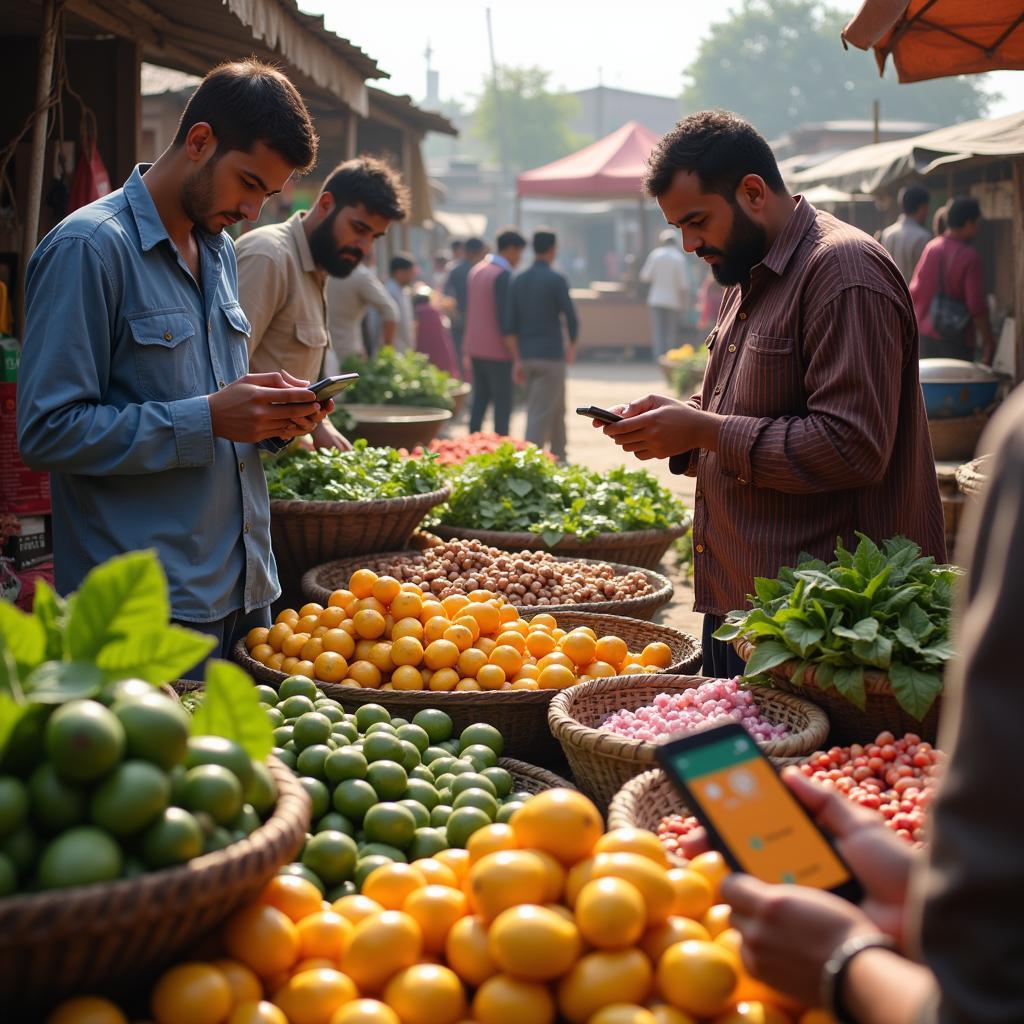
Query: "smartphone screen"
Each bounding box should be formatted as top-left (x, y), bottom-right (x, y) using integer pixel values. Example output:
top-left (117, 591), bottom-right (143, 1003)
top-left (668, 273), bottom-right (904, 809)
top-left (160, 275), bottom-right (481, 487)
top-left (575, 405), bottom-right (623, 424)
top-left (311, 374), bottom-right (359, 403)
top-left (658, 726), bottom-right (858, 896)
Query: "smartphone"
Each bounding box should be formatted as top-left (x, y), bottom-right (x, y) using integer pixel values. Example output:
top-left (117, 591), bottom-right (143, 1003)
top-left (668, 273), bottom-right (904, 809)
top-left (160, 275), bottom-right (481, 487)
top-left (576, 405), bottom-right (623, 424)
top-left (655, 723), bottom-right (863, 901)
top-left (310, 373), bottom-right (359, 404)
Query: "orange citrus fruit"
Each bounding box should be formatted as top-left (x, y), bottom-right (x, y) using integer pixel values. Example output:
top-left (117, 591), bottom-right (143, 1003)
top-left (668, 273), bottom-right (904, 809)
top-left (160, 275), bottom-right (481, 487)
top-left (348, 570), bottom-right (378, 599)
top-left (428, 668), bottom-right (460, 692)
top-left (640, 917), bottom-right (711, 961)
top-left (489, 645), bottom-right (523, 676)
top-left (319, 606), bottom-right (346, 628)
top-left (213, 958), bottom-right (263, 1005)
top-left (272, 968), bottom-right (358, 1024)
top-left (342, 910), bottom-right (423, 993)
top-left (392, 665), bottom-right (425, 691)
top-left (314, 652), bottom-right (348, 683)
top-left (647, 1006), bottom-right (699, 1024)
top-left (689, 852), bottom-right (730, 901)
top-left (227, 1003), bottom-right (289, 1024)
top-left (442, 624), bottom-right (474, 651)
top-left (487, 904), bottom-right (582, 981)
top-left (574, 876), bottom-right (647, 949)
top-left (537, 664), bottom-right (576, 690)
top-left (390, 590), bottom-right (424, 621)
top-left (347, 661), bottom-right (383, 688)
top-left (383, 964), bottom-right (467, 1024)
top-left (640, 642), bottom-right (673, 668)
top-left (322, 629), bottom-right (356, 659)
top-left (331, 894), bottom-right (384, 925)
top-left (391, 617), bottom-right (425, 643)
top-left (371, 576), bottom-right (401, 605)
top-left (353, 610), bottom-right (387, 640)
top-left (328, 590), bottom-right (356, 611)
top-left (433, 848), bottom-right (471, 883)
top-left (328, 999), bottom-right (400, 1024)
top-left (363, 863), bottom-right (427, 910)
top-left (556, 949), bottom-right (653, 1024)
top-left (423, 639), bottom-right (460, 670)
top-left (151, 962), bottom-right (232, 1024)
top-left (657, 940), bottom-right (739, 1018)
top-left (260, 874), bottom-right (324, 921)
top-left (223, 904), bottom-right (300, 978)
top-left (595, 828), bottom-right (669, 868)
top-left (410, 858), bottom-right (459, 888)
top-left (403, 884), bottom-right (469, 952)
top-left (297, 911), bottom-right (353, 962)
top-left (444, 914), bottom-right (497, 987)
top-left (667, 868), bottom-right (714, 920)
top-left (47, 997), bottom-right (129, 1024)
top-left (476, 664), bottom-right (507, 691)
top-left (509, 789), bottom-right (603, 866)
top-left (702, 903), bottom-right (732, 938)
top-left (713, 1004), bottom-right (794, 1024)
top-left (590, 1007), bottom-right (658, 1024)
top-left (468, 850), bottom-right (548, 921)
top-left (466, 823), bottom-right (518, 863)
top-left (591, 852), bottom-right (675, 925)
top-left (472, 974), bottom-right (556, 1024)
top-left (442, 594), bottom-right (470, 617)
top-left (526, 631), bottom-right (557, 658)
top-left (457, 648), bottom-right (488, 677)
top-left (561, 633), bottom-right (597, 666)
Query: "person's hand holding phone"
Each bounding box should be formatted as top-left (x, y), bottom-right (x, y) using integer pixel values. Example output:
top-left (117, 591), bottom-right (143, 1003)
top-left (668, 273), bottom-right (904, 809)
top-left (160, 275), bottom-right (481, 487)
top-left (599, 393), bottom-right (722, 461)
top-left (208, 371), bottom-right (326, 443)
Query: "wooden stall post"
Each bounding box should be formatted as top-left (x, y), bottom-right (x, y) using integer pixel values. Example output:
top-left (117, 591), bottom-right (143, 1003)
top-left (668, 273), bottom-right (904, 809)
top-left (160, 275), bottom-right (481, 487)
top-left (1013, 160), bottom-right (1024, 384)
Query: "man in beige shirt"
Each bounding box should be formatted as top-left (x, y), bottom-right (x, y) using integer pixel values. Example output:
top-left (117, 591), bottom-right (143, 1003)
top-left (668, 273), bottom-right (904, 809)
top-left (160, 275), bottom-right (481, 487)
top-left (237, 156), bottom-right (408, 447)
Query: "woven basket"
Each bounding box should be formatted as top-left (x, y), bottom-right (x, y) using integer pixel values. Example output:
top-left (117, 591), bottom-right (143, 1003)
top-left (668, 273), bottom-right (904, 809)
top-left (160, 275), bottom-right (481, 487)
top-left (928, 410), bottom-right (990, 462)
top-left (733, 636), bottom-right (941, 745)
top-left (301, 551), bottom-right (674, 621)
top-left (547, 675), bottom-right (828, 812)
top-left (270, 485), bottom-right (451, 593)
top-left (501, 757), bottom-right (576, 794)
top-left (606, 769), bottom-right (693, 867)
top-left (449, 381), bottom-right (472, 419)
top-left (430, 521), bottom-right (690, 571)
top-left (234, 613), bottom-right (699, 767)
top-left (0, 757), bottom-right (310, 1007)
top-left (955, 454), bottom-right (991, 497)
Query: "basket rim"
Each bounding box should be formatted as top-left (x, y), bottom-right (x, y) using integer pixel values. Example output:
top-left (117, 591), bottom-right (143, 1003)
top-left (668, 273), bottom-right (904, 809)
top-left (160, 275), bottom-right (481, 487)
top-left (547, 673), bottom-right (830, 763)
top-left (605, 767), bottom-right (690, 866)
top-left (269, 483), bottom-right (451, 516)
top-left (499, 756), bottom-right (576, 791)
top-left (0, 756), bottom-right (309, 924)
top-left (430, 520), bottom-right (692, 549)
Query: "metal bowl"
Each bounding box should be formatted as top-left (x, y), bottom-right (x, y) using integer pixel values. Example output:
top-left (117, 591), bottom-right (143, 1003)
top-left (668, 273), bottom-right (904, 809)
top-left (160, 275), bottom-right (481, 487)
top-left (919, 359), bottom-right (1002, 420)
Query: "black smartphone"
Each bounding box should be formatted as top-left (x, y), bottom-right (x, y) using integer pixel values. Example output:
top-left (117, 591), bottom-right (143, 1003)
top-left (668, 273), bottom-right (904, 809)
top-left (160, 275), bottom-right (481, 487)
top-left (655, 723), bottom-right (863, 902)
top-left (576, 405), bottom-right (623, 424)
top-left (310, 373), bottom-right (360, 404)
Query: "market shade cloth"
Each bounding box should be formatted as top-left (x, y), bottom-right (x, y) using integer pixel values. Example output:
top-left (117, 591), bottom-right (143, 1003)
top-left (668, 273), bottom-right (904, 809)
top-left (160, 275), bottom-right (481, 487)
top-left (517, 120), bottom-right (661, 198)
top-left (792, 109), bottom-right (1024, 194)
top-left (842, 0), bottom-right (1024, 83)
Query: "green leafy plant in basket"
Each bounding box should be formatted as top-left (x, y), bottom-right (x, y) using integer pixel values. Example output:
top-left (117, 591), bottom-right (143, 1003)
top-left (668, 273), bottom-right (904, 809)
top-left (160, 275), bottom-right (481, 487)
top-left (332, 347), bottom-right (456, 414)
top-left (712, 535), bottom-right (960, 721)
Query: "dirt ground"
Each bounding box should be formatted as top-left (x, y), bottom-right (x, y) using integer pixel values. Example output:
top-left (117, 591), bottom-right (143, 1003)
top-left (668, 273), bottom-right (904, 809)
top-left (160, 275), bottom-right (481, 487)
top-left (446, 356), bottom-right (705, 643)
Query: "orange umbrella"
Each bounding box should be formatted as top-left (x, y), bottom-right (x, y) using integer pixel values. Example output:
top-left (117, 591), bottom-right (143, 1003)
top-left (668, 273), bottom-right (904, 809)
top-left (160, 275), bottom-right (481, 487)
top-left (842, 0), bottom-right (1024, 83)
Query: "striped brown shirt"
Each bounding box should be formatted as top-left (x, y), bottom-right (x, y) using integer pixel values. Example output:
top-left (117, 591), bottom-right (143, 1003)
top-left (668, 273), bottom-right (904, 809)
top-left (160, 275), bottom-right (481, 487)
top-left (671, 198), bottom-right (946, 616)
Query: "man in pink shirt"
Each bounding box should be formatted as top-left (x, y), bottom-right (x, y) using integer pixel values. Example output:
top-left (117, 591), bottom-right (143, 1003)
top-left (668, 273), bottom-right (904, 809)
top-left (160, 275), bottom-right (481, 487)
top-left (910, 196), bottom-right (995, 363)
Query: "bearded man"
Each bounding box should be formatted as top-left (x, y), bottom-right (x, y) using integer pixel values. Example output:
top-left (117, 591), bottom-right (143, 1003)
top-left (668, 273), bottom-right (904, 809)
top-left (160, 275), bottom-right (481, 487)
top-left (236, 156), bottom-right (408, 449)
top-left (593, 111), bottom-right (945, 675)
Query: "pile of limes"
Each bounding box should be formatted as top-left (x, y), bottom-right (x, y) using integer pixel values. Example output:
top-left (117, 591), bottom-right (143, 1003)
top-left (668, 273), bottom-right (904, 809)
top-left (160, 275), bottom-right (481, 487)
top-left (0, 682), bottom-right (277, 897)
top-left (262, 677), bottom-right (528, 897)
top-left (243, 570), bottom-right (674, 691)
top-left (49, 788), bottom-right (826, 1024)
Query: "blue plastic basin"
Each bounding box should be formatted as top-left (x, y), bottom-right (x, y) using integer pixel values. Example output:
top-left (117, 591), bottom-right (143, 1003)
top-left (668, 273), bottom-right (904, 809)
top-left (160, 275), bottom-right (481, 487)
top-left (921, 378), bottom-right (999, 419)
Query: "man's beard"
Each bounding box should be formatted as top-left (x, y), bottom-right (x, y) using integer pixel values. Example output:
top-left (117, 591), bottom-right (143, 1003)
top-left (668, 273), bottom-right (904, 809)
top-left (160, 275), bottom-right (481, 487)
top-left (697, 202), bottom-right (769, 287)
top-left (309, 209), bottom-right (363, 278)
top-left (180, 160), bottom-right (241, 234)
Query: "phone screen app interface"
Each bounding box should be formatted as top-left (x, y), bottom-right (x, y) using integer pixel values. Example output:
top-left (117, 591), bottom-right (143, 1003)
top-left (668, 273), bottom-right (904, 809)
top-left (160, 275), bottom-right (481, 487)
top-left (669, 733), bottom-right (850, 889)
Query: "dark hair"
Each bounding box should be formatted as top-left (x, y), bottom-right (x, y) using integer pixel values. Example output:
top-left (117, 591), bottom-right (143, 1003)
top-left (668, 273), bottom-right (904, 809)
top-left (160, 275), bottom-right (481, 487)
top-left (322, 156), bottom-right (408, 221)
top-left (533, 228), bottom-right (557, 255)
top-left (465, 237), bottom-right (486, 256)
top-left (390, 253), bottom-right (415, 274)
top-left (412, 290), bottom-right (432, 307)
top-left (899, 184), bottom-right (930, 216)
top-left (173, 59), bottom-right (317, 172)
top-left (496, 228), bottom-right (526, 251)
top-left (644, 110), bottom-right (785, 201)
top-left (947, 196), bottom-right (981, 229)
top-left (451, 240), bottom-right (464, 252)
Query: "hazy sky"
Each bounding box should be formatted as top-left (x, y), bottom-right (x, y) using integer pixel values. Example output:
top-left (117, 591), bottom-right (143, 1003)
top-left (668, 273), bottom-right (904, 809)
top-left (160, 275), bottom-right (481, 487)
top-left (300, 0), bottom-right (1024, 118)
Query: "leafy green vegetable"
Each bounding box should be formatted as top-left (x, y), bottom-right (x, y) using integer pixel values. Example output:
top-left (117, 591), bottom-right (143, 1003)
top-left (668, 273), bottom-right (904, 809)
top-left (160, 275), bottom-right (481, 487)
top-left (713, 535), bottom-right (960, 721)
top-left (435, 443), bottom-right (689, 542)
top-left (264, 439), bottom-right (445, 502)
top-left (332, 347), bottom-right (456, 413)
top-left (191, 660), bottom-right (273, 760)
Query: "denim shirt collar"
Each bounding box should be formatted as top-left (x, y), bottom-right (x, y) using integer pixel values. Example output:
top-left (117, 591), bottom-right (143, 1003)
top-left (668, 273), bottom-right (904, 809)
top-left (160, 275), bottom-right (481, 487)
top-left (124, 164), bottom-right (226, 255)
top-left (489, 253), bottom-right (512, 272)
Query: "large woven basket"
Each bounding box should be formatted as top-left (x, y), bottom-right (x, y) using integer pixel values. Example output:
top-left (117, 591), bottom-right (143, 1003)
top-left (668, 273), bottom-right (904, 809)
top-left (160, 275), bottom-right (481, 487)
top-left (548, 675), bottom-right (828, 812)
top-left (955, 454), bottom-right (991, 497)
top-left (928, 410), bottom-right (990, 462)
top-left (301, 551), bottom-right (674, 621)
top-left (501, 757), bottom-right (576, 794)
top-left (430, 521), bottom-right (690, 571)
top-left (270, 485), bottom-right (451, 593)
top-left (733, 636), bottom-right (941, 745)
top-left (0, 757), bottom-right (309, 1008)
top-left (234, 613), bottom-right (699, 767)
top-left (607, 769), bottom-right (693, 867)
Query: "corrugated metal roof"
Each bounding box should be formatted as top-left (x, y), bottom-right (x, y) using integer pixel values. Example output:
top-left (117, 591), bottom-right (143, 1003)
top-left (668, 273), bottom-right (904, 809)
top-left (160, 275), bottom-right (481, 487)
top-left (368, 88), bottom-right (458, 137)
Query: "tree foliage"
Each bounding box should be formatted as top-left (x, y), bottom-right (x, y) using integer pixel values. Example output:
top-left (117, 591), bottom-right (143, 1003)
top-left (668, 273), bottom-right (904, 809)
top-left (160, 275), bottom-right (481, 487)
top-left (682, 0), bottom-right (994, 140)
top-left (472, 65), bottom-right (589, 172)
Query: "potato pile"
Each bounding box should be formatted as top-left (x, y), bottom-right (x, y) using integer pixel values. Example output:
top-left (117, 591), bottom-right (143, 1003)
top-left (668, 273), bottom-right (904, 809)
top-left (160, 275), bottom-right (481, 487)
top-left (341, 539), bottom-right (652, 608)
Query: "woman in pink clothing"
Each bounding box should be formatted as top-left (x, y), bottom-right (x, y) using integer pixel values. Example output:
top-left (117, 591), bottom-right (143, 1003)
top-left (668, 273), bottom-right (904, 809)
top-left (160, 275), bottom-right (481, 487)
top-left (412, 287), bottom-right (459, 377)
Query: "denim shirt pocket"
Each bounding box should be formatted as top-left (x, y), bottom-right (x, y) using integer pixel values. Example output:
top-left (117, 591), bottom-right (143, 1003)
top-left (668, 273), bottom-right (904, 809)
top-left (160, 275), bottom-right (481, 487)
top-left (127, 309), bottom-right (198, 401)
top-left (221, 301), bottom-right (252, 381)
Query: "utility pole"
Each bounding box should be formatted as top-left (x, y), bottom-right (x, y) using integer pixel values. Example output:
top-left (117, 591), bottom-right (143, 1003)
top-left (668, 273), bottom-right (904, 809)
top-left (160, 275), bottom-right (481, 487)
top-left (872, 99), bottom-right (881, 144)
top-left (486, 7), bottom-right (512, 224)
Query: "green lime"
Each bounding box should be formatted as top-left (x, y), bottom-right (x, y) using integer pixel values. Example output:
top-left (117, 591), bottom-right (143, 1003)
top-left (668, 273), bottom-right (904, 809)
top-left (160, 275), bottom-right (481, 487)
top-left (279, 695), bottom-right (316, 719)
top-left (354, 704), bottom-right (391, 732)
top-left (282, 741), bottom-right (298, 754)
top-left (279, 862), bottom-right (326, 894)
top-left (366, 760), bottom-right (408, 801)
top-left (273, 725), bottom-right (295, 747)
top-left (460, 723), bottom-right (505, 757)
top-left (326, 880), bottom-right (358, 901)
top-left (399, 741), bottom-right (422, 772)
top-left (354, 855), bottom-right (393, 888)
top-left (293, 712), bottom-right (333, 749)
top-left (314, 696), bottom-right (342, 710)
top-left (265, 708), bottom-right (285, 728)
top-left (28, 763), bottom-right (87, 834)
top-left (362, 732), bottom-right (404, 764)
top-left (1, 823), bottom-right (36, 873)
top-left (496, 801), bottom-right (525, 823)
top-left (325, 748), bottom-right (368, 785)
top-left (332, 721), bottom-right (359, 744)
top-left (90, 761), bottom-right (170, 836)
top-left (403, 778), bottom-right (440, 811)
top-left (181, 764), bottom-right (244, 825)
top-left (452, 788), bottom-right (499, 819)
top-left (481, 767), bottom-right (514, 799)
top-left (204, 826), bottom-right (234, 853)
top-left (100, 678), bottom-right (153, 705)
top-left (461, 744), bottom-right (499, 771)
top-left (363, 802), bottom-right (417, 848)
top-left (256, 685), bottom-right (279, 706)
top-left (112, 693), bottom-right (190, 771)
top-left (398, 799), bottom-right (430, 829)
top-left (140, 807), bottom-right (204, 868)
top-left (429, 804), bottom-right (453, 828)
top-left (184, 736), bottom-right (253, 790)
top-left (409, 764), bottom-right (435, 785)
top-left (279, 676), bottom-right (318, 701)
top-left (509, 790), bottom-right (535, 804)
top-left (365, 722), bottom-right (398, 737)
top-left (440, 740), bottom-right (462, 756)
top-left (315, 812), bottom-right (355, 837)
top-left (423, 746), bottom-right (449, 764)
top-left (302, 830), bottom-right (358, 885)
top-left (245, 760), bottom-right (277, 816)
top-left (445, 806), bottom-right (492, 848)
top-left (451, 773), bottom-right (497, 798)
top-left (436, 789), bottom-right (453, 807)
top-left (0, 777), bottom-right (27, 838)
top-left (38, 827), bottom-right (123, 889)
top-left (390, 717), bottom-right (409, 728)
top-left (0, 704), bottom-right (48, 776)
top-left (332, 779), bottom-right (377, 822)
top-left (433, 774), bottom-right (455, 792)
top-left (319, 705), bottom-right (345, 724)
top-left (407, 827), bottom-right (448, 860)
top-left (357, 842), bottom-right (406, 863)
top-left (0, 852), bottom-right (16, 896)
top-left (428, 756), bottom-right (456, 777)
top-left (300, 777), bottom-right (331, 821)
top-left (412, 709), bottom-right (453, 744)
top-left (274, 747), bottom-right (297, 770)
top-left (231, 804), bottom-right (261, 835)
top-left (447, 760), bottom-right (477, 776)
top-left (46, 700), bottom-right (125, 783)
top-left (395, 724), bottom-right (430, 753)
top-left (295, 744), bottom-right (332, 781)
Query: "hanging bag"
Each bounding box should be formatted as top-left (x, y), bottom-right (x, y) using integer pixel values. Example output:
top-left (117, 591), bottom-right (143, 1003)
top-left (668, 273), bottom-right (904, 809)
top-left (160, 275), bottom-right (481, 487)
top-left (928, 250), bottom-right (972, 344)
top-left (68, 109), bottom-right (111, 212)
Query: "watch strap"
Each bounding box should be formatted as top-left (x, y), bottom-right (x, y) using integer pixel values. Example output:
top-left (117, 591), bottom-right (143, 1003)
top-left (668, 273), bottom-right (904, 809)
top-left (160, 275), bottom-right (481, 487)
top-left (820, 933), bottom-right (897, 1023)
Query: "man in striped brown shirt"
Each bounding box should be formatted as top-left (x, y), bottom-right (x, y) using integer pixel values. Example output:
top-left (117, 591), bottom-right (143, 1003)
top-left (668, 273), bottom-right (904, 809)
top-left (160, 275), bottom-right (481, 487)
top-left (599, 111), bottom-right (946, 675)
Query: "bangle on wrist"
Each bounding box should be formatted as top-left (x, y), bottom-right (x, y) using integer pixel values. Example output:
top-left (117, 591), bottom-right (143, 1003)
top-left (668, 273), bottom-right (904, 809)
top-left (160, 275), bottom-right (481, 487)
top-left (820, 933), bottom-right (897, 1024)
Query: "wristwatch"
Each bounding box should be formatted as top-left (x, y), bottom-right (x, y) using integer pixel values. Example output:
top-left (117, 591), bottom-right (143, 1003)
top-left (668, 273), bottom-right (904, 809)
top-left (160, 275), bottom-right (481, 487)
top-left (820, 933), bottom-right (897, 1023)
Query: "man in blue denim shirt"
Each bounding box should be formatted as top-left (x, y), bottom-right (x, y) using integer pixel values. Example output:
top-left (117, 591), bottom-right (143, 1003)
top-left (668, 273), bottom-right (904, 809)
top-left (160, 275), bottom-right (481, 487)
top-left (17, 60), bottom-right (326, 661)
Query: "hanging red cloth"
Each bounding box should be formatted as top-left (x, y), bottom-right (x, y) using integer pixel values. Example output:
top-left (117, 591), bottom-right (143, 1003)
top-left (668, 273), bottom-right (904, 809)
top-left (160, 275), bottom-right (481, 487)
top-left (68, 110), bottom-right (111, 212)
